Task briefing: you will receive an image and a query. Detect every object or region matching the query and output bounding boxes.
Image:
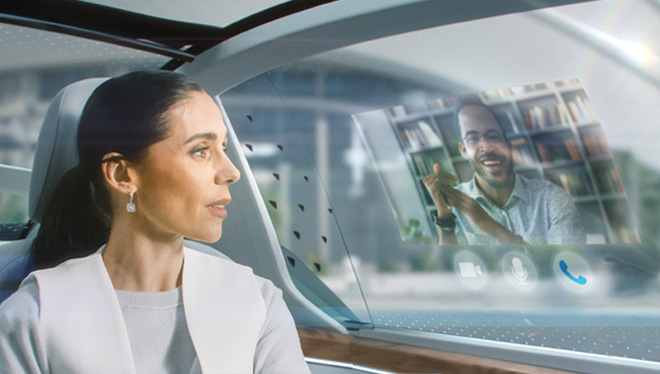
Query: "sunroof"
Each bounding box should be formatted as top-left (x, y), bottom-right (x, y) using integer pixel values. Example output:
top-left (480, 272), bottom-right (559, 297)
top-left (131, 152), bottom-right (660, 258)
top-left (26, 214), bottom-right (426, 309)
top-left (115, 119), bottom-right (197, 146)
top-left (0, 23), bottom-right (169, 72)
top-left (78, 0), bottom-right (291, 27)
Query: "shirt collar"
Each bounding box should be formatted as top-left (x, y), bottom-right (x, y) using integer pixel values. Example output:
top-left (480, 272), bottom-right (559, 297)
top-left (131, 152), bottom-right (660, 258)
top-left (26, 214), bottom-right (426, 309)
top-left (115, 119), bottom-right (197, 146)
top-left (467, 173), bottom-right (528, 208)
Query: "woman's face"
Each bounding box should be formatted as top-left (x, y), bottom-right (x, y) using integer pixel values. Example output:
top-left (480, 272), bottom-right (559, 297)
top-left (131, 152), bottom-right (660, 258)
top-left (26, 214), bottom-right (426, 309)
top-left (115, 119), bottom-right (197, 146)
top-left (130, 91), bottom-right (240, 243)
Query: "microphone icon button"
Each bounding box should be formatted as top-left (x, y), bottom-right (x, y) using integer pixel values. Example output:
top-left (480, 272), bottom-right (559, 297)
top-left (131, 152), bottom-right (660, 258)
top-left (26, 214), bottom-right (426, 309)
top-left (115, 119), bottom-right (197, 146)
top-left (502, 252), bottom-right (537, 291)
top-left (511, 257), bottom-right (528, 285)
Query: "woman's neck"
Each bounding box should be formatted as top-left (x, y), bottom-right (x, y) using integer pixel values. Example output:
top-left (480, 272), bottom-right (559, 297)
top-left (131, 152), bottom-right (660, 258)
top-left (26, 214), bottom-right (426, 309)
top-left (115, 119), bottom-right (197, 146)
top-left (103, 221), bottom-right (185, 292)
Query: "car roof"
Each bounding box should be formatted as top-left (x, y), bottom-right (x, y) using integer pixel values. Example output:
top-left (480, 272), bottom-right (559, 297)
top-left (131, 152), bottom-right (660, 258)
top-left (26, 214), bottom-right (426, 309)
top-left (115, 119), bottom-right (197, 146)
top-left (0, 0), bottom-right (337, 70)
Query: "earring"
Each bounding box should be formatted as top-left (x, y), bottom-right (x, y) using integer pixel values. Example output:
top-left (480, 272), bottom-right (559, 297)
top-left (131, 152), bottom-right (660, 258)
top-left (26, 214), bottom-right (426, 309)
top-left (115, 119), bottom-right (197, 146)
top-left (126, 192), bottom-right (136, 213)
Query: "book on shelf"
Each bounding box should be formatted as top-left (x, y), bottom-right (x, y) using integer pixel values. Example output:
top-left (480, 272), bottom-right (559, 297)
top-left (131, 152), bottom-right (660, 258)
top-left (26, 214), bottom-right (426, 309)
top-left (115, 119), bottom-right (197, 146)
top-left (613, 226), bottom-right (640, 244)
top-left (427, 97), bottom-right (456, 111)
top-left (479, 88), bottom-right (513, 100)
top-left (406, 128), bottom-right (425, 150)
top-left (566, 95), bottom-right (597, 123)
top-left (412, 153), bottom-right (447, 177)
top-left (509, 138), bottom-right (535, 166)
top-left (581, 131), bottom-right (611, 157)
top-left (555, 171), bottom-right (591, 197)
top-left (536, 143), bottom-right (549, 163)
top-left (534, 134), bottom-right (581, 163)
top-left (418, 121), bottom-right (443, 147)
top-left (555, 79), bottom-right (581, 88)
top-left (511, 82), bottom-right (549, 95)
top-left (593, 167), bottom-right (625, 194)
top-left (563, 137), bottom-right (582, 161)
top-left (523, 104), bottom-right (568, 130)
top-left (399, 121), bottom-right (442, 151)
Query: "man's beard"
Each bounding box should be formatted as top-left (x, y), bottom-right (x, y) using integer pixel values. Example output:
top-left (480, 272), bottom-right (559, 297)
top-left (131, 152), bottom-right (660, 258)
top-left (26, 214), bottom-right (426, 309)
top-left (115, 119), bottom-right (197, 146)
top-left (470, 153), bottom-right (514, 189)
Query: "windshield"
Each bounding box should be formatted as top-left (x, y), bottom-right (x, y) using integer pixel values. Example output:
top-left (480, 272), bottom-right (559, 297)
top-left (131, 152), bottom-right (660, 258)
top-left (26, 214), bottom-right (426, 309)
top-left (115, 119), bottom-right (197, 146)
top-left (219, 0), bottom-right (660, 365)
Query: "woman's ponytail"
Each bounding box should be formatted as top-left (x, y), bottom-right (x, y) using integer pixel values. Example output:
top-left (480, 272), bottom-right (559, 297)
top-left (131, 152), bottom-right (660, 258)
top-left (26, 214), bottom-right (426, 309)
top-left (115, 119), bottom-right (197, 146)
top-left (31, 166), bottom-right (110, 270)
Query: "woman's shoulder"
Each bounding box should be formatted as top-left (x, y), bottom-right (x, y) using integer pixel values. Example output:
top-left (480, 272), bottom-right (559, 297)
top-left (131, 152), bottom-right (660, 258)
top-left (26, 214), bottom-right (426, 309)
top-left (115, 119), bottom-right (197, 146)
top-left (0, 275), bottom-right (49, 373)
top-left (0, 275), bottom-right (40, 321)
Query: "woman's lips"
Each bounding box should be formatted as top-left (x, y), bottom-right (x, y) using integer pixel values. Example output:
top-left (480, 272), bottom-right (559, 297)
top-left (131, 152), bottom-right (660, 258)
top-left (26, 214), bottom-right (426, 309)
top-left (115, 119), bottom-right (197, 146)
top-left (207, 204), bottom-right (228, 218)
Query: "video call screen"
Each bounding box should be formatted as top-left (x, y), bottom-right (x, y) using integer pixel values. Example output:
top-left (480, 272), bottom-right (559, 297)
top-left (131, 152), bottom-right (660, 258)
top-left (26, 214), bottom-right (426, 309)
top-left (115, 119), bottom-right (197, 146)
top-left (353, 79), bottom-right (638, 247)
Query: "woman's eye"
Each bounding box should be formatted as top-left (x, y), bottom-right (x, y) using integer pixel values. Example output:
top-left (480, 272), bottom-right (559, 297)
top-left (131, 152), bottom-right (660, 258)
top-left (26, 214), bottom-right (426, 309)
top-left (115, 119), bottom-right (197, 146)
top-left (192, 147), bottom-right (210, 158)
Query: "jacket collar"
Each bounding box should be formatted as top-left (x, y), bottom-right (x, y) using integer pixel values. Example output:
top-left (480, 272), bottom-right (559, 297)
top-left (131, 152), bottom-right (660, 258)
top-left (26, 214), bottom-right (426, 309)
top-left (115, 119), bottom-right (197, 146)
top-left (34, 247), bottom-right (265, 373)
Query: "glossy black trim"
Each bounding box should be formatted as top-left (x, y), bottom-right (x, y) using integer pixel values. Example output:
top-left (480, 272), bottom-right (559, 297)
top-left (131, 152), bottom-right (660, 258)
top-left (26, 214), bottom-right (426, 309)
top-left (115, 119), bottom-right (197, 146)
top-left (0, 0), bottom-right (223, 49)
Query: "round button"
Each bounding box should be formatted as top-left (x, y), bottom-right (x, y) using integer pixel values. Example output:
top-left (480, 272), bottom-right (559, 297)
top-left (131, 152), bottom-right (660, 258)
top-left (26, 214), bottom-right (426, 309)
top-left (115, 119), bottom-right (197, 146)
top-left (453, 250), bottom-right (487, 290)
top-left (553, 251), bottom-right (593, 294)
top-left (501, 251), bottom-right (537, 292)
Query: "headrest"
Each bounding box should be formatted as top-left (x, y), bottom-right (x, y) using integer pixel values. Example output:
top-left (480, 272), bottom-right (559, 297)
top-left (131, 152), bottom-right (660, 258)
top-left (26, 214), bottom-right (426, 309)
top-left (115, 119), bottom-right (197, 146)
top-left (28, 78), bottom-right (109, 223)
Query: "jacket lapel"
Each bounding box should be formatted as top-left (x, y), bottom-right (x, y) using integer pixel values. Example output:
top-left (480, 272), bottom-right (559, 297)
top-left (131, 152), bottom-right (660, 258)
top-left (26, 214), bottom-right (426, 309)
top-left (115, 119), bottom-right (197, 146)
top-left (35, 253), bottom-right (136, 374)
top-left (182, 247), bottom-right (266, 373)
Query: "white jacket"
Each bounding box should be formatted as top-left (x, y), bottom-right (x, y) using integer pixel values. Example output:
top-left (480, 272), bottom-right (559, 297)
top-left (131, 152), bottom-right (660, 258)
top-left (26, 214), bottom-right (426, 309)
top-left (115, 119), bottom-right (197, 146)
top-left (0, 247), bottom-right (310, 374)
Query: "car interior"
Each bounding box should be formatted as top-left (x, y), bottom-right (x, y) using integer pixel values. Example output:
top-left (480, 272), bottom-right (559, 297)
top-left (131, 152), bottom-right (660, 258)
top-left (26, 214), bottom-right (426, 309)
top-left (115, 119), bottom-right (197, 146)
top-left (1, 0), bottom-right (660, 373)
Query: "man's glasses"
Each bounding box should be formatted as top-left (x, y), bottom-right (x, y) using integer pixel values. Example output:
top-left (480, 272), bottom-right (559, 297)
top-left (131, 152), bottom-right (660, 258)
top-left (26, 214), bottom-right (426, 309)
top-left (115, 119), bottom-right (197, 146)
top-left (462, 132), bottom-right (506, 147)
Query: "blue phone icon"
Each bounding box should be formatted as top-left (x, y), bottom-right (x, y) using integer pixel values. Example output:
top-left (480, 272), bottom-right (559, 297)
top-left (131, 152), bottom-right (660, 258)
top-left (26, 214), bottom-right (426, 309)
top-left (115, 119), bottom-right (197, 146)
top-left (559, 260), bottom-right (587, 285)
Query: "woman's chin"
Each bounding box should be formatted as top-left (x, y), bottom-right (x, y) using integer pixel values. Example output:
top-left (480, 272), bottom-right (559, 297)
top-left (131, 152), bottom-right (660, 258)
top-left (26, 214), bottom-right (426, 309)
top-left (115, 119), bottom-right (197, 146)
top-left (187, 229), bottom-right (223, 244)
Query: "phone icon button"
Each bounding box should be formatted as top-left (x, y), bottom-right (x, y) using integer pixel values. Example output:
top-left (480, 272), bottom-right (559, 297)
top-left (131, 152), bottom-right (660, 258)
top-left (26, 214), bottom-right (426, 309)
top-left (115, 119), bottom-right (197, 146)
top-left (553, 252), bottom-right (592, 294)
top-left (559, 260), bottom-right (587, 285)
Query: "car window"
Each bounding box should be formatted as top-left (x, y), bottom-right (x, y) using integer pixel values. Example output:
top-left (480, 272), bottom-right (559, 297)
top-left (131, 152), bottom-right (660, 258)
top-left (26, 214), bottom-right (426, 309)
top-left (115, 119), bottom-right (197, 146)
top-left (0, 23), bottom-right (170, 225)
top-left (220, 0), bottom-right (660, 365)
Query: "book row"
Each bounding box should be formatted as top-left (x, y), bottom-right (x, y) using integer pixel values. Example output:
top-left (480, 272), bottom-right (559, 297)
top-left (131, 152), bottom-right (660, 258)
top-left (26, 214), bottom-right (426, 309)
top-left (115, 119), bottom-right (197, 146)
top-left (398, 121), bottom-right (443, 150)
top-left (522, 104), bottom-right (569, 130)
top-left (593, 167), bottom-right (625, 194)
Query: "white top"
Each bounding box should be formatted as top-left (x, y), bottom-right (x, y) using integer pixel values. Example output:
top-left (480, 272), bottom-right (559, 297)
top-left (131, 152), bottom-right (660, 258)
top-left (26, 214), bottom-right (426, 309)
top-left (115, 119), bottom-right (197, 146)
top-left (115, 287), bottom-right (196, 374)
top-left (0, 248), bottom-right (310, 374)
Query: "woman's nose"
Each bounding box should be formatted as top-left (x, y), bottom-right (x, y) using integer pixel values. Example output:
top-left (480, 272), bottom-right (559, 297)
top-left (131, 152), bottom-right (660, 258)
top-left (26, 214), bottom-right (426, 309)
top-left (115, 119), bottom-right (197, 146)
top-left (216, 153), bottom-right (241, 185)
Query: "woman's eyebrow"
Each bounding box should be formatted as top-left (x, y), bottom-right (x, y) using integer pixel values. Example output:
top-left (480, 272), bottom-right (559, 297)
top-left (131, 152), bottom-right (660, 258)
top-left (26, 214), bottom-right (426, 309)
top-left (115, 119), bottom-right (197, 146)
top-left (184, 132), bottom-right (217, 144)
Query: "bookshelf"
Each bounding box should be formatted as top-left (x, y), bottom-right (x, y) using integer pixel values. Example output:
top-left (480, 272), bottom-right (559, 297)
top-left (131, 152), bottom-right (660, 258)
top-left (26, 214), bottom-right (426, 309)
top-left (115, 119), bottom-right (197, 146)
top-left (385, 80), bottom-right (639, 244)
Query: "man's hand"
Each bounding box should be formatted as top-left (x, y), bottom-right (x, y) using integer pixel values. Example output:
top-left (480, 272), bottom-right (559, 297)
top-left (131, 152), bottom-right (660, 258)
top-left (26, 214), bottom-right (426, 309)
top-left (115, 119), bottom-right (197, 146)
top-left (423, 164), bottom-right (457, 219)
top-left (440, 185), bottom-right (525, 245)
top-left (439, 186), bottom-right (494, 231)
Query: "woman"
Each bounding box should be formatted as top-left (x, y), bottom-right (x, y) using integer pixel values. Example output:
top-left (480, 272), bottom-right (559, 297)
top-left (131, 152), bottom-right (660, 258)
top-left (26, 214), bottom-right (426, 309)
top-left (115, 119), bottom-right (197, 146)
top-left (0, 71), bottom-right (310, 373)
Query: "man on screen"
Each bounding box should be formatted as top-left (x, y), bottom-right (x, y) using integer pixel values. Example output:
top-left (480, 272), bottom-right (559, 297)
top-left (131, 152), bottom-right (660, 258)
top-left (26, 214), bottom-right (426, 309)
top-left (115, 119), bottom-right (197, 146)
top-left (424, 95), bottom-right (585, 245)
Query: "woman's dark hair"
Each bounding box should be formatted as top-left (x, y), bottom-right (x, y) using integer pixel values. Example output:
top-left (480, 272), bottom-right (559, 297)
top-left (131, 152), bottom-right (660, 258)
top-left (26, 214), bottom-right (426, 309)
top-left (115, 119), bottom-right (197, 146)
top-left (31, 70), bottom-right (203, 269)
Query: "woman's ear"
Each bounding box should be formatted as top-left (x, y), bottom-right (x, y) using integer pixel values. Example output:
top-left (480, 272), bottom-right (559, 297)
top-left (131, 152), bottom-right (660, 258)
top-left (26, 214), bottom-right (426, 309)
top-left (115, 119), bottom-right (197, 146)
top-left (101, 152), bottom-right (137, 194)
